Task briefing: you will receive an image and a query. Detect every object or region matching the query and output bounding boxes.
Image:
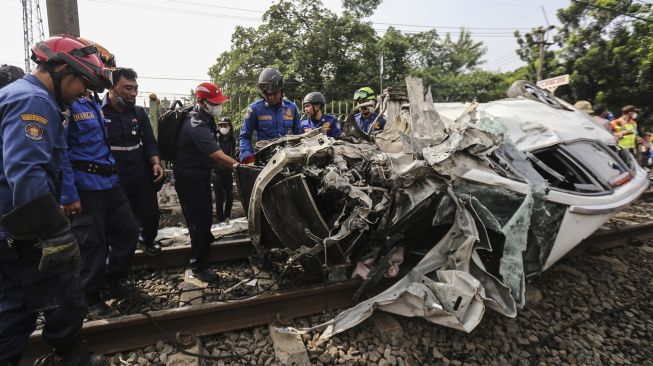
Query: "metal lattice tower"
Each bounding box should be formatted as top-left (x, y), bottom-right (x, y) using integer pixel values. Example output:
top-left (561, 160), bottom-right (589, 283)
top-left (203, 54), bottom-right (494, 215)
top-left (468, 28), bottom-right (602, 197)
top-left (21, 0), bottom-right (45, 73)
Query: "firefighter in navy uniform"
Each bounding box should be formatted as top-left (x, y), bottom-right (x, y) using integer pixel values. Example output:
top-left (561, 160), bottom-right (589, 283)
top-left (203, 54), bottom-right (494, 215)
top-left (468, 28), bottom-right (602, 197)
top-left (300, 92), bottom-right (341, 138)
top-left (175, 83), bottom-right (238, 282)
top-left (353, 87), bottom-right (385, 133)
top-left (60, 40), bottom-right (139, 319)
top-left (0, 35), bottom-right (108, 366)
top-left (238, 68), bottom-right (302, 163)
top-left (102, 68), bottom-right (164, 257)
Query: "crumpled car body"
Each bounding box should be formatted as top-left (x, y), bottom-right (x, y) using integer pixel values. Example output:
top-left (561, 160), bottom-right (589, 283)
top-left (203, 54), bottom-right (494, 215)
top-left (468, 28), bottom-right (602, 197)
top-left (235, 78), bottom-right (648, 336)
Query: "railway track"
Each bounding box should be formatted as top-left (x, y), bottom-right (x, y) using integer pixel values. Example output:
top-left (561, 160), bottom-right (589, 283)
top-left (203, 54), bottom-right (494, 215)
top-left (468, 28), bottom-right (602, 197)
top-left (20, 219), bottom-right (653, 364)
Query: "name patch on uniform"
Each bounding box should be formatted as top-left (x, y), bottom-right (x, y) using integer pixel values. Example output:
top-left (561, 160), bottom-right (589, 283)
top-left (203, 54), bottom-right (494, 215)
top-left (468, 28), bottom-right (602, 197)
top-left (20, 114), bottom-right (48, 125)
top-left (72, 111), bottom-right (95, 121)
top-left (258, 115), bottom-right (273, 121)
top-left (25, 124), bottom-right (43, 140)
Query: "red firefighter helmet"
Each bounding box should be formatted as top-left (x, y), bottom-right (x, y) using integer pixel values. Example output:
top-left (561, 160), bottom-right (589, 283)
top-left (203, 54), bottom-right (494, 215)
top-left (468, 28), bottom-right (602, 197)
top-left (195, 82), bottom-right (229, 104)
top-left (31, 34), bottom-right (112, 92)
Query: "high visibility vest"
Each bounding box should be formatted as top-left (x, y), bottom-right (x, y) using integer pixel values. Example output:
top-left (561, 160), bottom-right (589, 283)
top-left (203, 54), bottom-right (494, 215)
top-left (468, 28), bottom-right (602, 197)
top-left (612, 118), bottom-right (637, 149)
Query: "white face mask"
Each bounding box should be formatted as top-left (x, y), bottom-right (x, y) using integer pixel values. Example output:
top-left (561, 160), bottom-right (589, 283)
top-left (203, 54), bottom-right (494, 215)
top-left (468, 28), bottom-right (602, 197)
top-left (204, 103), bottom-right (223, 117)
top-left (219, 127), bottom-right (230, 135)
top-left (632, 113), bottom-right (638, 119)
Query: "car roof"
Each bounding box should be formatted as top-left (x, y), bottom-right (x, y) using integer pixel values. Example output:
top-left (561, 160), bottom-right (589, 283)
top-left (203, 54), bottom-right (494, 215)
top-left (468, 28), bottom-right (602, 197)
top-left (434, 98), bottom-right (615, 152)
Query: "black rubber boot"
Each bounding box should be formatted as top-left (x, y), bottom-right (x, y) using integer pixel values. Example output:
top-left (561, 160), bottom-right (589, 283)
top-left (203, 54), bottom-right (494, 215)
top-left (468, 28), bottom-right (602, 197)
top-left (50, 333), bottom-right (107, 366)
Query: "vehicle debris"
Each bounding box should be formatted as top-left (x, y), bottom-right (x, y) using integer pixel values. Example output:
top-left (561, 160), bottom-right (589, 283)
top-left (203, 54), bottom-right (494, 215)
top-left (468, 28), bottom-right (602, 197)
top-left (235, 77), bottom-right (648, 336)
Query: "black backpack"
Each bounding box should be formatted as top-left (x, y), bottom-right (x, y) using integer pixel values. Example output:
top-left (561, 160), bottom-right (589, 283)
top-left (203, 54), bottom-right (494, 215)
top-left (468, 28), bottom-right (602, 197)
top-left (157, 100), bottom-right (193, 161)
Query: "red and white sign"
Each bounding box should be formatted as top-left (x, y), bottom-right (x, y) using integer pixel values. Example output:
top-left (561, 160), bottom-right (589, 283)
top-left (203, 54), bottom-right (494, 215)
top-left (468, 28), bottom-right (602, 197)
top-left (537, 74), bottom-right (570, 92)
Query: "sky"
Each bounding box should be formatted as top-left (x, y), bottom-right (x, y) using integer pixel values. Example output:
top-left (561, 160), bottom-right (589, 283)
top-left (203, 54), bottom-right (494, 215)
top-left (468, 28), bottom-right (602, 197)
top-left (1, 0), bottom-right (571, 105)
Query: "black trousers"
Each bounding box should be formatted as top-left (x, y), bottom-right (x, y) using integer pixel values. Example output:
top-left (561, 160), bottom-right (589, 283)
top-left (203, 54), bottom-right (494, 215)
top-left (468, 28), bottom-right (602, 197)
top-left (174, 173), bottom-right (213, 271)
top-left (0, 243), bottom-right (86, 363)
top-left (212, 168), bottom-right (233, 222)
top-left (71, 186), bottom-right (139, 303)
top-left (120, 173), bottom-right (160, 246)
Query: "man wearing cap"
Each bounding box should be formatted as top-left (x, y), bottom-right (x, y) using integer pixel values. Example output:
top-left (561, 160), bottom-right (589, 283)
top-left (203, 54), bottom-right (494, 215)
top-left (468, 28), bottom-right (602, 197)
top-left (212, 117), bottom-right (237, 227)
top-left (239, 68), bottom-right (302, 163)
top-left (59, 40), bottom-right (139, 319)
top-left (610, 105), bottom-right (640, 157)
top-left (174, 82), bottom-right (238, 283)
top-left (103, 68), bottom-right (164, 258)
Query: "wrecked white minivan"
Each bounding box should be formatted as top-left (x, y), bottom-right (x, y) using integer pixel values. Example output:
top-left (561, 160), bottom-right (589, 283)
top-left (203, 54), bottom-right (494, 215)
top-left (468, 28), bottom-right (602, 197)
top-left (235, 78), bottom-right (648, 335)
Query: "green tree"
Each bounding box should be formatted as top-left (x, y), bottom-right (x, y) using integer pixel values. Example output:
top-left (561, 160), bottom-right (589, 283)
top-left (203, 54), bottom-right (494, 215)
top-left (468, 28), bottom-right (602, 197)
top-left (554, 0), bottom-right (653, 113)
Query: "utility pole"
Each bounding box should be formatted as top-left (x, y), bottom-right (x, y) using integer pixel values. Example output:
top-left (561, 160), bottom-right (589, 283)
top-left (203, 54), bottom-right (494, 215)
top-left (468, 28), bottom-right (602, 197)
top-left (532, 26), bottom-right (554, 81)
top-left (45, 0), bottom-right (80, 36)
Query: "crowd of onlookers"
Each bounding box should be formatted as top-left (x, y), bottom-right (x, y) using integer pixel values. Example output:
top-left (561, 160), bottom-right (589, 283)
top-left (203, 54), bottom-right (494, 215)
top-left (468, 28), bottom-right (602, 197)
top-left (574, 100), bottom-right (650, 168)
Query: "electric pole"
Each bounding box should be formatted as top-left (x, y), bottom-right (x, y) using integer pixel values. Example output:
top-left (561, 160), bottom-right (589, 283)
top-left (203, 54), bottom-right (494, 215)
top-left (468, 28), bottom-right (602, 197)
top-left (45, 0), bottom-right (80, 36)
top-left (532, 26), bottom-right (554, 81)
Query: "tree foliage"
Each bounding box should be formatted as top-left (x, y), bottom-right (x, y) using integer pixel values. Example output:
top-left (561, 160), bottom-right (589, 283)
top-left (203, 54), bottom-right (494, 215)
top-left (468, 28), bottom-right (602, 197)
top-left (209, 0), bottom-right (507, 106)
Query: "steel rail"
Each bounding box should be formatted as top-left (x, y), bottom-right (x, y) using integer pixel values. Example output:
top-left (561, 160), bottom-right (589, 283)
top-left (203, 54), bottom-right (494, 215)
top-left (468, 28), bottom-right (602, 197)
top-left (21, 279), bottom-right (392, 365)
top-left (19, 216), bottom-right (653, 364)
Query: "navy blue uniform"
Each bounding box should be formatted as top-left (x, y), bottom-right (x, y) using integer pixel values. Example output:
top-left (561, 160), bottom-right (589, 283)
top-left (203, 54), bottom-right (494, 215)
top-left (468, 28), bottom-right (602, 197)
top-left (300, 113), bottom-right (341, 138)
top-left (102, 96), bottom-right (160, 248)
top-left (354, 112), bottom-right (386, 133)
top-left (239, 98), bottom-right (302, 161)
top-left (0, 75), bottom-right (86, 362)
top-left (174, 106), bottom-right (221, 271)
top-left (212, 131), bottom-right (235, 222)
top-left (62, 96), bottom-right (139, 305)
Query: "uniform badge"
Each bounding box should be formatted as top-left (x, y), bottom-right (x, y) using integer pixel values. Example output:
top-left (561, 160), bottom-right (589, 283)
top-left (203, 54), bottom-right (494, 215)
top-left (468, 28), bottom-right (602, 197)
top-left (25, 124), bottom-right (44, 140)
top-left (324, 122), bottom-right (330, 130)
top-left (244, 107), bottom-right (253, 119)
top-left (284, 109), bottom-right (293, 120)
top-left (20, 113), bottom-right (48, 125)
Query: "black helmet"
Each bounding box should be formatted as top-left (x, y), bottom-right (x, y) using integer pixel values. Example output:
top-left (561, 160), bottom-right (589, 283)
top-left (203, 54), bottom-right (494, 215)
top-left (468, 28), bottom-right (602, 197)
top-left (219, 117), bottom-right (232, 124)
top-left (0, 64), bottom-right (25, 89)
top-left (302, 91), bottom-right (326, 106)
top-left (257, 67), bottom-right (284, 94)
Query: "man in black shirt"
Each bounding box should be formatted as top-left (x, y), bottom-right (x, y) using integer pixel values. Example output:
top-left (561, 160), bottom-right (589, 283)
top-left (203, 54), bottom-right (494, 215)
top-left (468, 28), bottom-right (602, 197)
top-left (175, 82), bottom-right (238, 282)
top-left (102, 68), bottom-right (164, 258)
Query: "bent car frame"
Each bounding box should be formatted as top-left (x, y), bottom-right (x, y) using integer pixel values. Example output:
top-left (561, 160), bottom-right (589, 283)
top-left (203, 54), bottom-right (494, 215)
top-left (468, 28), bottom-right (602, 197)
top-left (235, 78), bottom-right (648, 336)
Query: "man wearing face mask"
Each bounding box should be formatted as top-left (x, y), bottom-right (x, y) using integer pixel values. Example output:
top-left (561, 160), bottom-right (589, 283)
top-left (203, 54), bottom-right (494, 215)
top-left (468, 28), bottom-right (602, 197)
top-left (175, 82), bottom-right (238, 283)
top-left (212, 117), bottom-right (236, 227)
top-left (610, 105), bottom-right (640, 158)
top-left (103, 68), bottom-right (164, 259)
top-left (239, 68), bottom-right (302, 163)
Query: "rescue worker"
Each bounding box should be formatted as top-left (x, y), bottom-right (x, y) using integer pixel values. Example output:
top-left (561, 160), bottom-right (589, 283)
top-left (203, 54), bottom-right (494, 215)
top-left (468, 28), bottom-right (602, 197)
top-left (175, 83), bottom-right (238, 282)
top-left (60, 40), bottom-right (139, 319)
top-left (212, 117), bottom-right (236, 226)
top-left (0, 35), bottom-right (107, 366)
top-left (353, 87), bottom-right (385, 133)
top-left (610, 105), bottom-right (639, 158)
top-left (300, 91), bottom-right (341, 138)
top-left (103, 68), bottom-right (164, 257)
top-left (592, 104), bottom-right (611, 131)
top-left (239, 68), bottom-right (302, 163)
top-left (0, 64), bottom-right (25, 89)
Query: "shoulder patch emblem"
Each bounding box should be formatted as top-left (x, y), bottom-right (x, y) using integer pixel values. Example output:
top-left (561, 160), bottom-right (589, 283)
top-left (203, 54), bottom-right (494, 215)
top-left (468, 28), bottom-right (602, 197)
top-left (244, 107), bottom-right (253, 119)
top-left (72, 111), bottom-right (95, 121)
top-left (258, 115), bottom-right (273, 121)
top-left (284, 109), bottom-right (293, 120)
top-left (25, 124), bottom-right (44, 141)
top-left (20, 114), bottom-right (48, 125)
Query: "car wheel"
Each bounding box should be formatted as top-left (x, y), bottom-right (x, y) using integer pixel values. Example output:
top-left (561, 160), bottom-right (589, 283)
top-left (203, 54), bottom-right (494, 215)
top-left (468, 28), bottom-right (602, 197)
top-left (506, 80), bottom-right (565, 110)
